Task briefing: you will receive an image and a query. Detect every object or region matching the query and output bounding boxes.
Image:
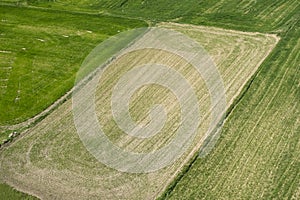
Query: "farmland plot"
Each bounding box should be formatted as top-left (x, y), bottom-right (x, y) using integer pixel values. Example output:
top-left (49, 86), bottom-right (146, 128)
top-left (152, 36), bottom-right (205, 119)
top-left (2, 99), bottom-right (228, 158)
top-left (0, 23), bottom-right (278, 199)
top-left (5, 0), bottom-right (299, 32)
top-left (166, 21), bottom-right (300, 200)
top-left (0, 5), bottom-right (146, 126)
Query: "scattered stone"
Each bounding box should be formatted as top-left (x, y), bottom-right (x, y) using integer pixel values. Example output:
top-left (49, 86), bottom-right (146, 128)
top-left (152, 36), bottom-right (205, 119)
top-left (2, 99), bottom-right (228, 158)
top-left (8, 131), bottom-right (17, 138)
top-left (0, 50), bottom-right (12, 54)
top-left (37, 38), bottom-right (45, 42)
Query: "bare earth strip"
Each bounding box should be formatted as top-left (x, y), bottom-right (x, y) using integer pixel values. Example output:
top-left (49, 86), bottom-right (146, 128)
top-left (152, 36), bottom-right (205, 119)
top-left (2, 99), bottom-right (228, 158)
top-left (0, 23), bottom-right (279, 199)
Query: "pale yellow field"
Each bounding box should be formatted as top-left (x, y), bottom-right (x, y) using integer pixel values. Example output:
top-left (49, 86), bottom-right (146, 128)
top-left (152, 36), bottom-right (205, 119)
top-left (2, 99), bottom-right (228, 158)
top-left (0, 23), bottom-right (279, 199)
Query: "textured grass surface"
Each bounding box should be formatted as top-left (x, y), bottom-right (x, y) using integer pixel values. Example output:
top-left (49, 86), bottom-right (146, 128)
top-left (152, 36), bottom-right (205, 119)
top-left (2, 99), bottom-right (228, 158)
top-left (0, 1), bottom-right (299, 199)
top-left (0, 5), bottom-right (146, 126)
top-left (0, 183), bottom-right (38, 200)
top-left (162, 12), bottom-right (300, 200)
top-left (2, 0), bottom-right (299, 32)
top-left (0, 23), bottom-right (278, 199)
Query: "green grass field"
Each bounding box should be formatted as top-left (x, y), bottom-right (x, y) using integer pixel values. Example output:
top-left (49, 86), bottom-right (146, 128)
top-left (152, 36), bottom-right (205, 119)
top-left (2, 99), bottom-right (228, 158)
top-left (0, 0), bottom-right (299, 199)
top-left (0, 5), bottom-right (146, 126)
top-left (162, 21), bottom-right (300, 200)
top-left (3, 0), bottom-right (299, 32)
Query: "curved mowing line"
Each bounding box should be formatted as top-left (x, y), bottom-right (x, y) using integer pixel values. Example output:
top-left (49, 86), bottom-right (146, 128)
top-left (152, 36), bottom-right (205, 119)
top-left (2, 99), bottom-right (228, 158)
top-left (0, 23), bottom-right (279, 199)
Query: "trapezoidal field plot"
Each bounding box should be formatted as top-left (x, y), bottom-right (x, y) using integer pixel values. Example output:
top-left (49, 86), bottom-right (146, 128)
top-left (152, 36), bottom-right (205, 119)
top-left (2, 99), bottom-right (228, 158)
top-left (0, 22), bottom-right (279, 199)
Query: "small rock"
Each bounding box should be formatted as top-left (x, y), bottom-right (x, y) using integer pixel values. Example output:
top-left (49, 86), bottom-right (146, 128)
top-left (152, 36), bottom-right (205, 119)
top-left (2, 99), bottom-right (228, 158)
top-left (37, 38), bottom-right (45, 42)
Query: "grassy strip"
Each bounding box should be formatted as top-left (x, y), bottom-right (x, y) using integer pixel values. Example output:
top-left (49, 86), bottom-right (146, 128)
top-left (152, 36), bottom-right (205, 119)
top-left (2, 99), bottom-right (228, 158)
top-left (0, 183), bottom-right (39, 200)
top-left (157, 153), bottom-right (198, 200)
top-left (2, 0), bottom-right (299, 32)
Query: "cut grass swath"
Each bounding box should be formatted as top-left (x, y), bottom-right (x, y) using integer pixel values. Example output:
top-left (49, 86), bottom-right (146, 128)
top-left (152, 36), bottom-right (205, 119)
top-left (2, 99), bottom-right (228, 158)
top-left (0, 22), bottom-right (278, 199)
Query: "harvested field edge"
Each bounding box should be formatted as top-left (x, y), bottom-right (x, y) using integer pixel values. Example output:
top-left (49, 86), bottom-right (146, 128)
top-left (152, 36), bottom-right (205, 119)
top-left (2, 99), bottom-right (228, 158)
top-left (157, 32), bottom-right (281, 200)
top-left (154, 22), bottom-right (280, 199)
top-left (164, 14), bottom-right (299, 199)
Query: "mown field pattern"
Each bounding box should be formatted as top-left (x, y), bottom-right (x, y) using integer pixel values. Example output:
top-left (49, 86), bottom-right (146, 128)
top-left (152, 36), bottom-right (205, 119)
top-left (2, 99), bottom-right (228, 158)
top-left (3, 0), bottom-right (299, 32)
top-left (0, 0), bottom-right (299, 199)
top-left (0, 5), bottom-right (146, 126)
top-left (165, 13), bottom-right (300, 200)
top-left (0, 23), bottom-right (278, 199)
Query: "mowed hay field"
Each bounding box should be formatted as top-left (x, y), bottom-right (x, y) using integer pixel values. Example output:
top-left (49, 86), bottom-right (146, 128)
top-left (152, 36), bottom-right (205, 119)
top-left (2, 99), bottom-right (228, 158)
top-left (0, 22), bottom-right (278, 199)
top-left (0, 5), bottom-right (146, 127)
top-left (164, 13), bottom-right (300, 200)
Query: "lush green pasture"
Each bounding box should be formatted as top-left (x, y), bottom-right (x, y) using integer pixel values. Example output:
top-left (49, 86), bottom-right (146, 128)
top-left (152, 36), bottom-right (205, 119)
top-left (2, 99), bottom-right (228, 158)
top-left (163, 12), bottom-right (300, 200)
top-left (0, 183), bottom-right (38, 199)
top-left (2, 0), bottom-right (299, 32)
top-left (0, 5), bottom-right (146, 126)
